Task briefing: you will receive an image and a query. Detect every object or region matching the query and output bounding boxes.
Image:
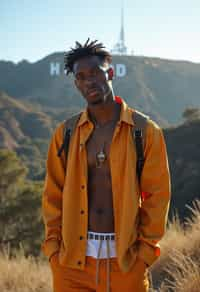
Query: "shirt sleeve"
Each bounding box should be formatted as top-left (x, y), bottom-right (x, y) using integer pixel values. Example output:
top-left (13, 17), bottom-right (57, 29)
top-left (41, 122), bottom-right (66, 261)
top-left (137, 119), bottom-right (171, 267)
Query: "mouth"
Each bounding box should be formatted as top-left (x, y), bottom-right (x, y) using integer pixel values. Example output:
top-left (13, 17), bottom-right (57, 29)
top-left (87, 88), bottom-right (101, 97)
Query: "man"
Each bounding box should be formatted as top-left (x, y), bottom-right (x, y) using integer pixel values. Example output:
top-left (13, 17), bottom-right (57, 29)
top-left (41, 39), bottom-right (171, 292)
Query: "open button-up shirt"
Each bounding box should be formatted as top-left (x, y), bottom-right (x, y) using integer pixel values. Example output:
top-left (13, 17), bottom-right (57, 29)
top-left (41, 98), bottom-right (171, 272)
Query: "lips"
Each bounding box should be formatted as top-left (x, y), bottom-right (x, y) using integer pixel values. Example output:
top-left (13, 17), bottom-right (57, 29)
top-left (87, 88), bottom-right (100, 96)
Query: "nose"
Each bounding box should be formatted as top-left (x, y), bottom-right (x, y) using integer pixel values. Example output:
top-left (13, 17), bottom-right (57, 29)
top-left (84, 76), bottom-right (98, 88)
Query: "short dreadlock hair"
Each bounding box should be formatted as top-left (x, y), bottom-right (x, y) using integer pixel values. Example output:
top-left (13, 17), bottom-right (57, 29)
top-left (64, 38), bottom-right (112, 75)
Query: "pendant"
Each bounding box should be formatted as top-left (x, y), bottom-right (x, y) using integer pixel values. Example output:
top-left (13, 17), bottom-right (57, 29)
top-left (96, 150), bottom-right (106, 168)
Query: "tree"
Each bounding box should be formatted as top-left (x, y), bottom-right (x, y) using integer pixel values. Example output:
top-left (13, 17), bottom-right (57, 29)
top-left (182, 107), bottom-right (200, 122)
top-left (0, 149), bottom-right (43, 256)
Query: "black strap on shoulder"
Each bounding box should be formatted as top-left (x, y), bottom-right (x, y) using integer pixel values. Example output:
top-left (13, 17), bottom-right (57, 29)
top-left (134, 129), bottom-right (144, 183)
top-left (57, 128), bottom-right (71, 157)
top-left (57, 112), bottom-right (82, 159)
top-left (132, 110), bottom-right (149, 184)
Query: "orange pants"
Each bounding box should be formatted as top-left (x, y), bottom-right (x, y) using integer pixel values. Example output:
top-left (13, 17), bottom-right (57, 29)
top-left (50, 254), bottom-right (149, 292)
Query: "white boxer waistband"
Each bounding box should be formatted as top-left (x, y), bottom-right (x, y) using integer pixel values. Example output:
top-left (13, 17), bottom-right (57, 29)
top-left (86, 231), bottom-right (117, 291)
top-left (86, 231), bottom-right (117, 259)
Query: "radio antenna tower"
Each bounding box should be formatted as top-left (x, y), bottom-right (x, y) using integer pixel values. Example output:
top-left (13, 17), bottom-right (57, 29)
top-left (112, 5), bottom-right (127, 55)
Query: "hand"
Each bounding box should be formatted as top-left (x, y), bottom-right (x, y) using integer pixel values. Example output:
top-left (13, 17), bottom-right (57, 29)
top-left (49, 252), bottom-right (59, 264)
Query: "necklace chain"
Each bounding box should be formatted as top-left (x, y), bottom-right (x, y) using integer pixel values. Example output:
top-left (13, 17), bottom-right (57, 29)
top-left (91, 118), bottom-right (118, 168)
top-left (89, 105), bottom-right (120, 168)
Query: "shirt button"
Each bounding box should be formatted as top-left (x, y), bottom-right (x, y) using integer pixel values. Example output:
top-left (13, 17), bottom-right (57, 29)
top-left (81, 185), bottom-right (85, 190)
top-left (79, 236), bottom-right (84, 240)
top-left (80, 210), bottom-right (84, 214)
top-left (77, 260), bottom-right (82, 265)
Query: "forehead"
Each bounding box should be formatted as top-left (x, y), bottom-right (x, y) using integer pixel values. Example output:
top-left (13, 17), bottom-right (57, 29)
top-left (73, 55), bottom-right (108, 74)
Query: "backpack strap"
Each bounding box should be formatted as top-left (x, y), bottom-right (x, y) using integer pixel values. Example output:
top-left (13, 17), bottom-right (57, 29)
top-left (57, 112), bottom-right (82, 161)
top-left (132, 110), bottom-right (149, 184)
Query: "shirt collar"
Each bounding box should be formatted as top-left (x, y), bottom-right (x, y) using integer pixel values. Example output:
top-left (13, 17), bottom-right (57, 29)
top-left (77, 96), bottom-right (134, 127)
top-left (119, 97), bottom-right (134, 126)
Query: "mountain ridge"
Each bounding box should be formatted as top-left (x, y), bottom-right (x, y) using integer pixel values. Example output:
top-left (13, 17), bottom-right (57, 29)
top-left (0, 91), bottom-right (53, 150)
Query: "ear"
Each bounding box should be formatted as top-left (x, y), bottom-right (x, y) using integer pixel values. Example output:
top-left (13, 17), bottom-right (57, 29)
top-left (105, 55), bottom-right (112, 64)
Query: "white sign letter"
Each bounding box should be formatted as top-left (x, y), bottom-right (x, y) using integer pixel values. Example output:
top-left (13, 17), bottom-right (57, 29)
top-left (50, 62), bottom-right (60, 76)
top-left (116, 64), bottom-right (126, 77)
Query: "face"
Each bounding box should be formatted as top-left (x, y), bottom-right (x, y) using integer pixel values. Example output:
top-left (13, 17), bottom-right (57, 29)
top-left (73, 55), bottom-right (113, 107)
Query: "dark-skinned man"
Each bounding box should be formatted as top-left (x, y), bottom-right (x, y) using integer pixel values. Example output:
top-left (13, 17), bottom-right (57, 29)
top-left (41, 39), bottom-right (171, 292)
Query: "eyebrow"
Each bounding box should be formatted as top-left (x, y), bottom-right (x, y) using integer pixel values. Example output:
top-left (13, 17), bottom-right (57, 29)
top-left (74, 63), bottom-right (102, 75)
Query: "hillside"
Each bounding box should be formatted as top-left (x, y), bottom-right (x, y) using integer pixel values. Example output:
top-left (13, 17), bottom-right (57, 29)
top-left (0, 91), bottom-right (53, 147)
top-left (1, 54), bottom-right (200, 125)
top-left (0, 91), bottom-right (54, 179)
top-left (164, 117), bottom-right (200, 219)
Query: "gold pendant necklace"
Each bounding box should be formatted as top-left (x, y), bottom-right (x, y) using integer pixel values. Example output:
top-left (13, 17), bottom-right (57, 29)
top-left (90, 116), bottom-right (118, 169)
top-left (96, 142), bottom-right (106, 168)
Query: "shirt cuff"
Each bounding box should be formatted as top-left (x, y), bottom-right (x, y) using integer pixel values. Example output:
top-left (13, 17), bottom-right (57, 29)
top-left (137, 241), bottom-right (160, 267)
top-left (41, 239), bottom-right (60, 260)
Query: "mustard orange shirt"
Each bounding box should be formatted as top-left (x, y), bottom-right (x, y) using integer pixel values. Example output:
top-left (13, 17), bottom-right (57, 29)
top-left (41, 98), bottom-right (171, 272)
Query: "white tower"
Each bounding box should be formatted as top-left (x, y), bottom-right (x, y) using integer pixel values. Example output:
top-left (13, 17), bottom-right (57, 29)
top-left (112, 6), bottom-right (127, 55)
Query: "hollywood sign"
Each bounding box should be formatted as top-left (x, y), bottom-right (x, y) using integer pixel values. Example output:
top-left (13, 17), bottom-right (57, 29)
top-left (50, 62), bottom-right (127, 77)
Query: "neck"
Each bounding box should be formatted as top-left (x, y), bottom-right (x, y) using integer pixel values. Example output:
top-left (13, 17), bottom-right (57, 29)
top-left (88, 96), bottom-right (120, 126)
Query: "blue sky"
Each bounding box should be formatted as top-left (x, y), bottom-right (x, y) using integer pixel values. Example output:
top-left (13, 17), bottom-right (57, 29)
top-left (1, 0), bottom-right (200, 63)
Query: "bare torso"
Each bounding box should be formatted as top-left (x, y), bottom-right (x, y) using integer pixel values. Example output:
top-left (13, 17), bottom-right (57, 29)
top-left (86, 105), bottom-right (120, 232)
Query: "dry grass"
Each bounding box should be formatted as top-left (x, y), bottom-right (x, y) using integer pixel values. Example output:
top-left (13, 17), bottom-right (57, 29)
top-left (151, 199), bottom-right (200, 291)
top-left (0, 200), bottom-right (199, 292)
top-left (0, 246), bottom-right (52, 292)
top-left (160, 250), bottom-right (200, 292)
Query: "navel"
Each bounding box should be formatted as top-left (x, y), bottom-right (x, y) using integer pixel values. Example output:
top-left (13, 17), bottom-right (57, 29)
top-left (95, 208), bottom-right (105, 215)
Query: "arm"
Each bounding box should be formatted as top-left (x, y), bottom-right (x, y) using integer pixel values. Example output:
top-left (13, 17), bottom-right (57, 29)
top-left (41, 123), bottom-right (65, 261)
top-left (137, 120), bottom-right (171, 267)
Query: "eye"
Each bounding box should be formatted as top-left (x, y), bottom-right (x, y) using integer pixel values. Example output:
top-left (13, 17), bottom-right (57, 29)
top-left (75, 73), bottom-right (85, 81)
top-left (91, 67), bottom-right (104, 78)
top-left (91, 68), bottom-right (99, 75)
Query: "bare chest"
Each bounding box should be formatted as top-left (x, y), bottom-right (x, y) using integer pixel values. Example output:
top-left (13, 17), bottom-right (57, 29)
top-left (86, 123), bottom-right (117, 232)
top-left (86, 124), bottom-right (116, 169)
